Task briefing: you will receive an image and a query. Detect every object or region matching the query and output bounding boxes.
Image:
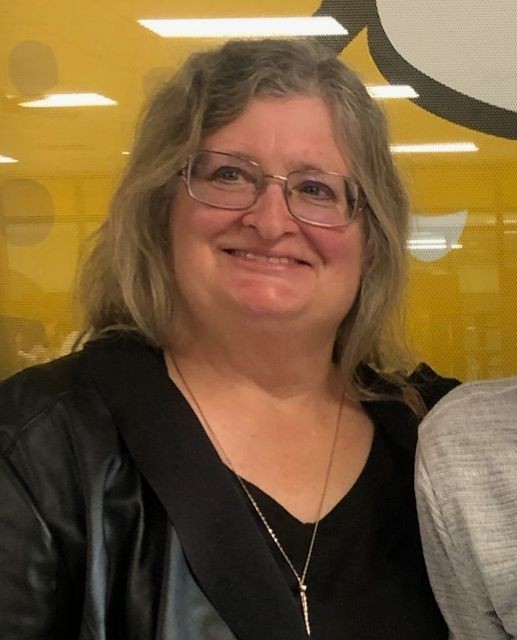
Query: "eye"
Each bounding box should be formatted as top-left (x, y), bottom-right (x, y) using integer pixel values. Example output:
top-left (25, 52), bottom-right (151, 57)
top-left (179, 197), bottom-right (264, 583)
top-left (296, 179), bottom-right (337, 201)
top-left (213, 166), bottom-right (243, 182)
top-left (211, 165), bottom-right (255, 185)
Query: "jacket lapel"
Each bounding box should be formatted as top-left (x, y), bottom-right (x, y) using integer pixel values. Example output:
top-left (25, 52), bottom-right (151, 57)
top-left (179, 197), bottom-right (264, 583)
top-left (363, 399), bottom-right (419, 457)
top-left (358, 365), bottom-right (420, 456)
top-left (85, 334), bottom-right (308, 640)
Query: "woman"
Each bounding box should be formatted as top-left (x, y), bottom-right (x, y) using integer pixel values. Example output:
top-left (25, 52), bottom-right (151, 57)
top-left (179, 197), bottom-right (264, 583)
top-left (416, 377), bottom-right (517, 639)
top-left (0, 39), bottom-right (458, 639)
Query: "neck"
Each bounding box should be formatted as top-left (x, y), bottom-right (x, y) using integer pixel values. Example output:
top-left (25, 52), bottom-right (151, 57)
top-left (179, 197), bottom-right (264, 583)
top-left (167, 313), bottom-right (340, 399)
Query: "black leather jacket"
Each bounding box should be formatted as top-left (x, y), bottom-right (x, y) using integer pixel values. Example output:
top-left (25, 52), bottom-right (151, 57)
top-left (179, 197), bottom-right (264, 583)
top-left (0, 335), bottom-right (459, 639)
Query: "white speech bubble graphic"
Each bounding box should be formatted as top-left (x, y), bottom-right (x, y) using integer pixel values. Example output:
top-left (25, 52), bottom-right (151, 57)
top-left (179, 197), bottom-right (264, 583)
top-left (408, 210), bottom-right (468, 262)
top-left (377, 0), bottom-right (517, 112)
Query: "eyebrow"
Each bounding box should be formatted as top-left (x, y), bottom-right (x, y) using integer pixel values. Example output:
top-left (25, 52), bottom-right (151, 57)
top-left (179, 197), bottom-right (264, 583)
top-left (202, 148), bottom-right (340, 175)
top-left (292, 161), bottom-right (327, 172)
top-left (204, 148), bottom-right (257, 162)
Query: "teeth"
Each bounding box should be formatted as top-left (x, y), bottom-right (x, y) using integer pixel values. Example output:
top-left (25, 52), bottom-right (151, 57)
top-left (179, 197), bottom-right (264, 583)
top-left (231, 250), bottom-right (297, 265)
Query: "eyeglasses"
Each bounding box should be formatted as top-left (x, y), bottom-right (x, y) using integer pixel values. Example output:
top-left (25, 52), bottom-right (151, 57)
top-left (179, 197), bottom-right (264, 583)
top-left (178, 150), bottom-right (367, 228)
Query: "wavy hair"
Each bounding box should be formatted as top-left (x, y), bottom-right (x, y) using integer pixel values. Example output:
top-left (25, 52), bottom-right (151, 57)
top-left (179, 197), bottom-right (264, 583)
top-left (78, 38), bottom-right (415, 401)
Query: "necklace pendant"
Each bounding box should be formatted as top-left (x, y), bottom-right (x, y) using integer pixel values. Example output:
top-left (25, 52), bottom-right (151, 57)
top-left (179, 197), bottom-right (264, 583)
top-left (299, 583), bottom-right (311, 637)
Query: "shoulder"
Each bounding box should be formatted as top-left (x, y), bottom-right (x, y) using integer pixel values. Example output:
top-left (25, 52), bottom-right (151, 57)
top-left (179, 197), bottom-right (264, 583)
top-left (0, 350), bottom-right (112, 543)
top-left (0, 340), bottom-right (146, 528)
top-left (361, 363), bottom-right (460, 455)
top-left (0, 350), bottom-right (94, 451)
top-left (425, 376), bottom-right (517, 416)
top-left (0, 335), bottom-right (148, 459)
top-left (407, 362), bottom-right (461, 413)
top-left (417, 377), bottom-right (517, 496)
top-left (0, 334), bottom-right (165, 456)
top-left (419, 377), bottom-right (517, 449)
top-left (360, 362), bottom-right (460, 410)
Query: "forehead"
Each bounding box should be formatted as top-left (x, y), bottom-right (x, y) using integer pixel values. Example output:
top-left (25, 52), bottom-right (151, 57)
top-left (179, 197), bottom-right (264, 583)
top-left (201, 95), bottom-right (350, 174)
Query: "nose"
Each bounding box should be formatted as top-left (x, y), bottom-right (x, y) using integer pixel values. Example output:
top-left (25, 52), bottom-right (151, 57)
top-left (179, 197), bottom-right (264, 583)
top-left (241, 177), bottom-right (298, 240)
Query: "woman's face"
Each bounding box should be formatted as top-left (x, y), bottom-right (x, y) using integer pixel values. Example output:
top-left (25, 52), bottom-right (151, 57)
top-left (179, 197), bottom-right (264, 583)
top-left (168, 95), bottom-right (366, 337)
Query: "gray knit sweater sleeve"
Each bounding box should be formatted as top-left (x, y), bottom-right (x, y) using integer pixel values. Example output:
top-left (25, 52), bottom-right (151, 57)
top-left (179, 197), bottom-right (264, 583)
top-left (415, 378), bottom-right (517, 640)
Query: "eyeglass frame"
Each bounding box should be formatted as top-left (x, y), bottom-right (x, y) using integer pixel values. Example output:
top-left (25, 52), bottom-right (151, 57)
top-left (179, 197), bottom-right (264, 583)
top-left (177, 150), bottom-right (368, 229)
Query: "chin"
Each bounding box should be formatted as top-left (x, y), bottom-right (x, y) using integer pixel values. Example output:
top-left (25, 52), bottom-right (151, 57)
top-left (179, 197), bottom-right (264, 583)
top-left (236, 302), bottom-right (305, 319)
top-left (228, 292), bottom-right (308, 320)
top-left (215, 277), bottom-right (290, 311)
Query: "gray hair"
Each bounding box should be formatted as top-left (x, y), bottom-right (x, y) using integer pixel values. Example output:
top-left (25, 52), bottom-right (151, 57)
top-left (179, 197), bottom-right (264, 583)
top-left (79, 38), bottom-right (414, 400)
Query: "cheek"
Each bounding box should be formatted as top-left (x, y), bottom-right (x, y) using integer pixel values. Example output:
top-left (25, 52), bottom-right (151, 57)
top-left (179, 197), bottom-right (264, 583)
top-left (310, 222), bottom-right (366, 275)
top-left (167, 199), bottom-right (200, 284)
top-left (168, 198), bottom-right (208, 264)
top-left (169, 193), bottom-right (240, 248)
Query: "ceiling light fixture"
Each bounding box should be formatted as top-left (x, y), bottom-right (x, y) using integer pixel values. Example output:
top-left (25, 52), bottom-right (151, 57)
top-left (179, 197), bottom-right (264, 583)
top-left (391, 142), bottom-right (478, 154)
top-left (0, 155), bottom-right (18, 163)
top-left (366, 84), bottom-right (418, 99)
top-left (408, 237), bottom-right (463, 249)
top-left (407, 242), bottom-right (463, 251)
top-left (138, 16), bottom-right (347, 38)
top-left (20, 93), bottom-right (117, 108)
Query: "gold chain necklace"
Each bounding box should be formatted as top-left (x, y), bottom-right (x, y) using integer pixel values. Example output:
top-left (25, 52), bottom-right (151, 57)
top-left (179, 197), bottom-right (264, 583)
top-left (169, 352), bottom-right (345, 637)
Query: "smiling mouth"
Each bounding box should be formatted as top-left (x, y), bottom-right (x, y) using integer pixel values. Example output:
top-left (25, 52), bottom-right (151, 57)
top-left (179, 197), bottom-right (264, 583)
top-left (224, 249), bottom-right (309, 266)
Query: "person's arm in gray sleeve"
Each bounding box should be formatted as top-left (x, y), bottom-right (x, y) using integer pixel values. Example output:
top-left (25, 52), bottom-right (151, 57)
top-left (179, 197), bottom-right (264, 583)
top-left (416, 379), bottom-right (517, 639)
top-left (416, 441), bottom-right (511, 640)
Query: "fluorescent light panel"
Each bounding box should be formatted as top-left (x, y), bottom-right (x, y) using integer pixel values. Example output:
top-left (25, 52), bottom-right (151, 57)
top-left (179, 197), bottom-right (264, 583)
top-left (20, 93), bottom-right (117, 108)
top-left (138, 17), bottom-right (347, 38)
top-left (408, 242), bottom-right (463, 250)
top-left (408, 237), bottom-right (449, 246)
top-left (0, 155), bottom-right (18, 163)
top-left (367, 84), bottom-right (418, 99)
top-left (391, 142), bottom-right (478, 154)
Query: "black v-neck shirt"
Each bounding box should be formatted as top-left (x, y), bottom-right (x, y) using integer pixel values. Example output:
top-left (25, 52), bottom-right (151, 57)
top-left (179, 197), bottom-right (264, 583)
top-left (241, 422), bottom-right (447, 639)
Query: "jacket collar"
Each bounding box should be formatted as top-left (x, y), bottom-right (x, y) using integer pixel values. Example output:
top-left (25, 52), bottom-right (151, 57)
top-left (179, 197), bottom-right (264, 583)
top-left (358, 364), bottom-right (420, 456)
top-left (85, 333), bottom-right (308, 640)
